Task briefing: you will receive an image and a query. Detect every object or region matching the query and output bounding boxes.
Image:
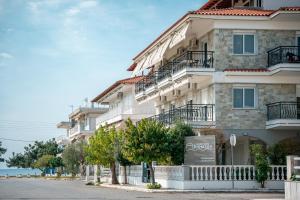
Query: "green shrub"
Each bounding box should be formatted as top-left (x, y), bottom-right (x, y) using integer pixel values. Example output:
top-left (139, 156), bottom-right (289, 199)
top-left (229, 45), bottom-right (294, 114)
top-left (146, 183), bottom-right (161, 189)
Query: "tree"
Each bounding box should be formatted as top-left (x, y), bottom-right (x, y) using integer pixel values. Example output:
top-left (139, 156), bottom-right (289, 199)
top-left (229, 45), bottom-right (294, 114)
top-left (267, 143), bottom-right (287, 165)
top-left (123, 118), bottom-right (169, 184)
top-left (167, 122), bottom-right (195, 165)
top-left (85, 126), bottom-right (119, 184)
top-left (33, 155), bottom-right (54, 176)
top-left (61, 142), bottom-right (85, 177)
top-left (0, 142), bottom-right (7, 162)
top-left (250, 144), bottom-right (270, 188)
top-left (6, 139), bottom-right (62, 169)
top-left (116, 129), bottom-right (134, 184)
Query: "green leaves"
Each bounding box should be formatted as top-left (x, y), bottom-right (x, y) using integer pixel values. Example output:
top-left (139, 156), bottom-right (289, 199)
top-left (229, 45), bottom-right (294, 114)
top-left (0, 142), bottom-right (6, 162)
top-left (167, 122), bottom-right (194, 165)
top-left (250, 144), bottom-right (270, 188)
top-left (61, 142), bottom-right (86, 175)
top-left (85, 125), bottom-right (118, 166)
top-left (6, 139), bottom-right (62, 168)
top-left (123, 118), bottom-right (170, 165)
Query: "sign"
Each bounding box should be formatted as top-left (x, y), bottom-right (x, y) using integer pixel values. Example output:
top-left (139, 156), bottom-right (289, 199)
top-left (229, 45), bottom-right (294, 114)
top-left (184, 135), bottom-right (216, 165)
top-left (230, 134), bottom-right (236, 146)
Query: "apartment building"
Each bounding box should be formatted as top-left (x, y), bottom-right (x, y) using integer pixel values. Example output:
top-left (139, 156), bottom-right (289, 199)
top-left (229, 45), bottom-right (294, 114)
top-left (57, 104), bottom-right (108, 142)
top-left (128, 0), bottom-right (300, 165)
top-left (91, 77), bottom-right (155, 129)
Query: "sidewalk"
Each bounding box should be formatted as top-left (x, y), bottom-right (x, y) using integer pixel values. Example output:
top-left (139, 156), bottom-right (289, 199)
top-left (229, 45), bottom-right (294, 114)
top-left (99, 183), bottom-right (284, 193)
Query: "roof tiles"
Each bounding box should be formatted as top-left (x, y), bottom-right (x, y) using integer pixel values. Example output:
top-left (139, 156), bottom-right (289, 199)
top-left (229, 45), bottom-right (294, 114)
top-left (92, 76), bottom-right (144, 102)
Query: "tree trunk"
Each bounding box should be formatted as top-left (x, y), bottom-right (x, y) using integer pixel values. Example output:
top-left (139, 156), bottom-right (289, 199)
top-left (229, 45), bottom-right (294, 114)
top-left (124, 166), bottom-right (128, 184)
top-left (261, 181), bottom-right (265, 188)
top-left (97, 165), bottom-right (101, 183)
top-left (110, 162), bottom-right (119, 184)
top-left (148, 163), bottom-right (155, 184)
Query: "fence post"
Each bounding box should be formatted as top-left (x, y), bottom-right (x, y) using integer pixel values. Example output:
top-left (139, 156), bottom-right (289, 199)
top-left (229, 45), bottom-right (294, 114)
top-left (286, 155), bottom-right (296, 181)
top-left (182, 165), bottom-right (190, 181)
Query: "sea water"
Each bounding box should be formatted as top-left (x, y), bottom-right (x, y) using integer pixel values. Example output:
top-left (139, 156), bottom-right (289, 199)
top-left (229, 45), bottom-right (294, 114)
top-left (0, 168), bottom-right (41, 176)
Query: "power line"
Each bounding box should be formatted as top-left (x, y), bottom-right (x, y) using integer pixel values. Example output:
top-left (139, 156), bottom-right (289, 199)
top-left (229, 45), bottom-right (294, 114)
top-left (0, 137), bottom-right (35, 143)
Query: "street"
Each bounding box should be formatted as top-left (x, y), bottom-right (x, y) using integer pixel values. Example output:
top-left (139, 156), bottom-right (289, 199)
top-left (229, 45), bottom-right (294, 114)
top-left (0, 178), bottom-right (284, 200)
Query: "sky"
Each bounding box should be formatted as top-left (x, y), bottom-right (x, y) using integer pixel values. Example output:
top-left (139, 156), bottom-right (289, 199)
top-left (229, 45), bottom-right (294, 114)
top-left (0, 0), bottom-right (205, 168)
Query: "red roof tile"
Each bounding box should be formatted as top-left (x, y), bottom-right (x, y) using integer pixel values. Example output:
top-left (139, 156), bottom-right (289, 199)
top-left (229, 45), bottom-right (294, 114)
top-left (91, 76), bottom-right (144, 102)
top-left (129, 5), bottom-right (300, 71)
top-left (224, 68), bottom-right (270, 72)
top-left (193, 8), bottom-right (274, 16)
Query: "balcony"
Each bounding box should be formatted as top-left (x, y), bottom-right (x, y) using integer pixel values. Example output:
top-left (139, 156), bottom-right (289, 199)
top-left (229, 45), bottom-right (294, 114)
top-left (267, 46), bottom-right (300, 75)
top-left (69, 123), bottom-right (94, 139)
top-left (268, 46), bottom-right (300, 67)
top-left (135, 51), bottom-right (214, 100)
top-left (266, 102), bottom-right (300, 130)
top-left (146, 104), bottom-right (215, 128)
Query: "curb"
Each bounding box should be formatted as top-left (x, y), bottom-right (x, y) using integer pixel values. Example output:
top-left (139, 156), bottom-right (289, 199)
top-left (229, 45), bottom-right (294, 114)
top-left (98, 184), bottom-right (284, 193)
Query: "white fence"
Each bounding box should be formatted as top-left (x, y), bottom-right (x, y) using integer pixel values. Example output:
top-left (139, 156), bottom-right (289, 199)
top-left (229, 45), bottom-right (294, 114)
top-left (190, 165), bottom-right (286, 181)
top-left (285, 156), bottom-right (300, 200)
top-left (88, 164), bottom-right (287, 190)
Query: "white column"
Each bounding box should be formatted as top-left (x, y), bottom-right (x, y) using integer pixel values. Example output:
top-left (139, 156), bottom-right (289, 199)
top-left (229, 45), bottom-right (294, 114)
top-left (86, 165), bottom-right (90, 181)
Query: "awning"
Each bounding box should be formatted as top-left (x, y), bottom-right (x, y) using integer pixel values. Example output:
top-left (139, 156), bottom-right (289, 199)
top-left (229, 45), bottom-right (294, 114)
top-left (133, 38), bottom-right (171, 75)
top-left (151, 38), bottom-right (172, 65)
top-left (169, 23), bottom-right (190, 49)
top-left (132, 57), bottom-right (146, 76)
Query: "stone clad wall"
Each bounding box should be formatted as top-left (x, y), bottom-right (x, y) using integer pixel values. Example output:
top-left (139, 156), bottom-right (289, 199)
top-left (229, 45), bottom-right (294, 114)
top-left (214, 83), bottom-right (296, 130)
top-left (213, 29), bottom-right (296, 71)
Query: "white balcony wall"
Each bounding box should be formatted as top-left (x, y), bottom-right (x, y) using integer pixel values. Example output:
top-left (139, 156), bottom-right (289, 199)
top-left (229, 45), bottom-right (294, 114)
top-left (96, 87), bottom-right (155, 127)
top-left (158, 85), bottom-right (215, 113)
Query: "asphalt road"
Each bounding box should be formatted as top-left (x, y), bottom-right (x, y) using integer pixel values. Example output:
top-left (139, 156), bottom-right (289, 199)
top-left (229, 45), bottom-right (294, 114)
top-left (0, 178), bottom-right (284, 200)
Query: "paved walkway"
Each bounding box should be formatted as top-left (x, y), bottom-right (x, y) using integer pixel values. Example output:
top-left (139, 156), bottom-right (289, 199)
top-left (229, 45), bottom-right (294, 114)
top-left (0, 178), bottom-right (284, 200)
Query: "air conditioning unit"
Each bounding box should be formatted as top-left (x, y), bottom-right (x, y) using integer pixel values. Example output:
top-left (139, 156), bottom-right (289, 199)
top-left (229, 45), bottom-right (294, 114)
top-left (172, 90), bottom-right (181, 97)
top-left (117, 92), bottom-right (123, 100)
top-left (188, 83), bottom-right (197, 90)
top-left (177, 47), bottom-right (185, 55)
top-left (159, 96), bottom-right (167, 102)
top-left (189, 38), bottom-right (199, 50)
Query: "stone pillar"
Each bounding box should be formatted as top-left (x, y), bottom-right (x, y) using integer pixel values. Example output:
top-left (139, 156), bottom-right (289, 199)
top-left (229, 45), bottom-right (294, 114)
top-left (182, 165), bottom-right (190, 181)
top-left (85, 165), bottom-right (90, 181)
top-left (119, 166), bottom-right (125, 184)
top-left (287, 156), bottom-right (296, 181)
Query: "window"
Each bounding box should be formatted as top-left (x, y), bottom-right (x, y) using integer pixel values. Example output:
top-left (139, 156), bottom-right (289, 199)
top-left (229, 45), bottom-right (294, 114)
top-left (233, 88), bottom-right (255, 108)
top-left (233, 34), bottom-right (255, 54)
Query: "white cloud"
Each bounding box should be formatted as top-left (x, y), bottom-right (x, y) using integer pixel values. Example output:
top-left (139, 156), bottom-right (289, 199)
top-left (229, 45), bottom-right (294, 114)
top-left (66, 7), bottom-right (80, 16)
top-left (0, 52), bottom-right (13, 59)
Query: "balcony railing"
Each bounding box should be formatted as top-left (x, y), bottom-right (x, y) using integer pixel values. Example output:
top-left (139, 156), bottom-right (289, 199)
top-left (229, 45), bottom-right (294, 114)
top-left (267, 46), bottom-right (300, 67)
top-left (135, 51), bottom-right (214, 94)
top-left (267, 102), bottom-right (300, 121)
top-left (157, 62), bottom-right (172, 82)
top-left (146, 104), bottom-right (215, 126)
top-left (172, 51), bottom-right (214, 74)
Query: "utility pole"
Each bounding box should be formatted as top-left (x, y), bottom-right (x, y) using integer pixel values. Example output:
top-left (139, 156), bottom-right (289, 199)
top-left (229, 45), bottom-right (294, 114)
top-left (230, 134), bottom-right (236, 190)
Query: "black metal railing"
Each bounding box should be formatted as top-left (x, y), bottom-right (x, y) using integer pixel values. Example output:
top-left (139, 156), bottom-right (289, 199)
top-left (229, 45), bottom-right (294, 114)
top-left (267, 102), bottom-right (300, 121)
top-left (172, 51), bottom-right (214, 74)
top-left (267, 46), bottom-right (300, 67)
top-left (146, 104), bottom-right (215, 126)
top-left (144, 71), bottom-right (158, 89)
top-left (135, 50), bottom-right (214, 94)
top-left (157, 62), bottom-right (173, 82)
top-left (135, 78), bottom-right (146, 94)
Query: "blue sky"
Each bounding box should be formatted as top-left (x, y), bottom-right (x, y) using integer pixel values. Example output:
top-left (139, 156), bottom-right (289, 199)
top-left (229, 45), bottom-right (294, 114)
top-left (0, 0), bottom-right (205, 168)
